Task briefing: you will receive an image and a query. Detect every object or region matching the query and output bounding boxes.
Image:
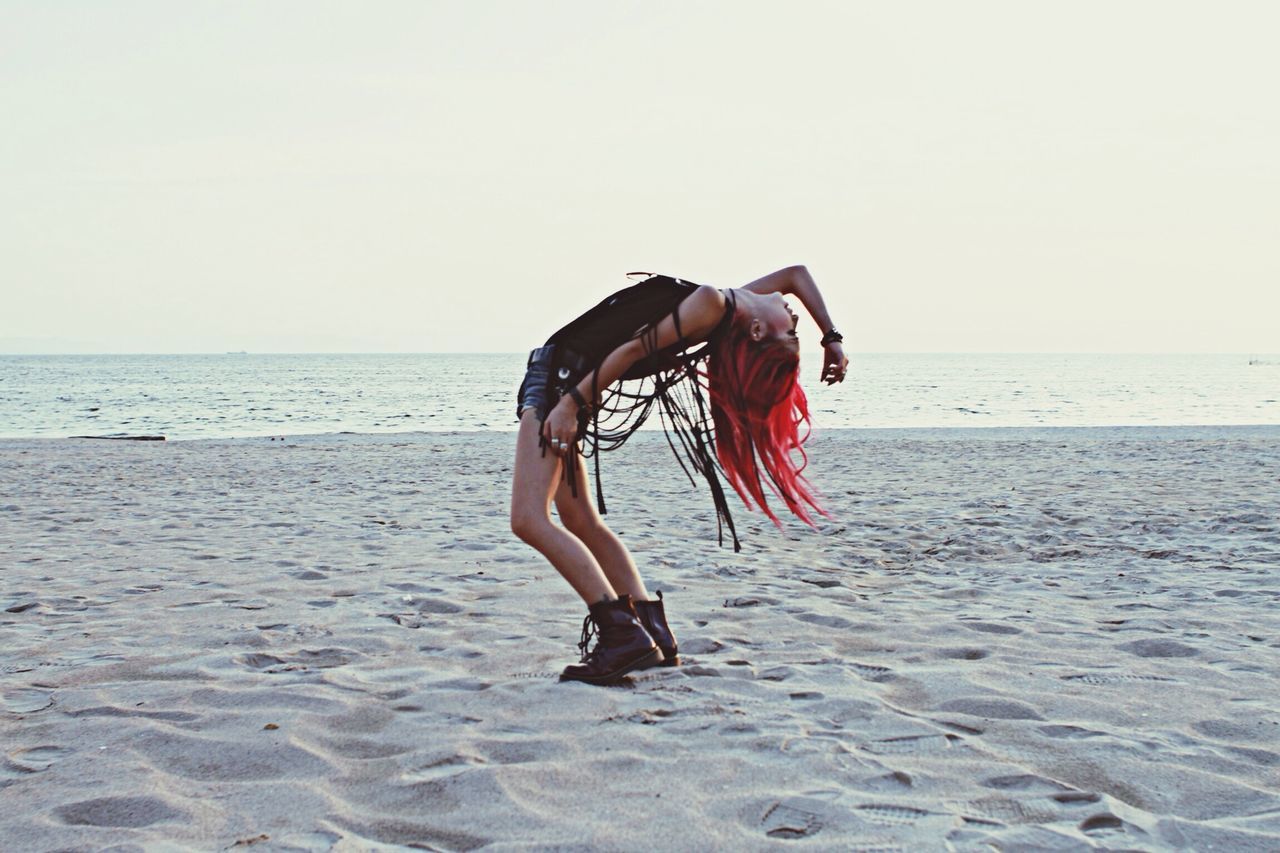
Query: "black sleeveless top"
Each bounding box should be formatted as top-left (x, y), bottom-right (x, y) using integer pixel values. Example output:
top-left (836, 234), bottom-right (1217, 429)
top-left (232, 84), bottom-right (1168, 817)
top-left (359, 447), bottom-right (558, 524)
top-left (545, 274), bottom-right (742, 550)
top-left (547, 274), bottom-right (733, 380)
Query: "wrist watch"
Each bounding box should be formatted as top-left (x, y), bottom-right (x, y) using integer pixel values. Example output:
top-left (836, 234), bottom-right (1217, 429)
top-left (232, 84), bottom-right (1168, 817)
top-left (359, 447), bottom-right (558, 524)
top-left (820, 329), bottom-right (843, 346)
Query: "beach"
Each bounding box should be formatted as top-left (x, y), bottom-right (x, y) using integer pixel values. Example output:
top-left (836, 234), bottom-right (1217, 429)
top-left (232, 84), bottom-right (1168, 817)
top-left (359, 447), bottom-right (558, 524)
top-left (2, 427), bottom-right (1279, 850)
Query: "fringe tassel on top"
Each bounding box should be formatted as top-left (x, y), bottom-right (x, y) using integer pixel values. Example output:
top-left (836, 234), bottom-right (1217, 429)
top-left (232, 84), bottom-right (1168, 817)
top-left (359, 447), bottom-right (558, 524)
top-left (573, 309), bottom-right (742, 552)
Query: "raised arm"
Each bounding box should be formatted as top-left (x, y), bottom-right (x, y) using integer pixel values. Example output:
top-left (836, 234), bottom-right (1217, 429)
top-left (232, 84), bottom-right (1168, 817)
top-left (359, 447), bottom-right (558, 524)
top-left (741, 265), bottom-right (837, 339)
top-left (742, 265), bottom-right (847, 386)
top-left (542, 285), bottom-right (726, 455)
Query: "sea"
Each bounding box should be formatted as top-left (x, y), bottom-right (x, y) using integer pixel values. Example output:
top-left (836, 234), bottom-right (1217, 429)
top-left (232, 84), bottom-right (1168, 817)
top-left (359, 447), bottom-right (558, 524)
top-left (1, 353), bottom-right (1277, 440)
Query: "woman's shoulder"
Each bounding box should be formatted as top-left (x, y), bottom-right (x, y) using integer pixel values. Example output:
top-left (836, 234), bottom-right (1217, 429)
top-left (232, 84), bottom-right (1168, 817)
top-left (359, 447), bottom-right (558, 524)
top-left (681, 284), bottom-right (726, 320)
top-left (677, 285), bottom-right (733, 343)
top-left (690, 283), bottom-right (727, 309)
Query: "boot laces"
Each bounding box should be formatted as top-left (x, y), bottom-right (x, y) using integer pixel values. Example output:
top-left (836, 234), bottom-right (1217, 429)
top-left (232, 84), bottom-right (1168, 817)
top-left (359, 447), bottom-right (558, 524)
top-left (576, 612), bottom-right (600, 663)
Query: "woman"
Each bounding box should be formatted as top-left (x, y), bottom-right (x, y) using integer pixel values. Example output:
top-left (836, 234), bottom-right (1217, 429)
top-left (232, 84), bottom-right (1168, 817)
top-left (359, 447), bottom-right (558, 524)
top-left (510, 265), bottom-right (847, 685)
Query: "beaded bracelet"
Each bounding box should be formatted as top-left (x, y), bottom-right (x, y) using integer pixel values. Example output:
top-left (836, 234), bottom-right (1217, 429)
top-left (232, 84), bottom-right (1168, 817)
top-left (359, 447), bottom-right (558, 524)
top-left (820, 329), bottom-right (844, 346)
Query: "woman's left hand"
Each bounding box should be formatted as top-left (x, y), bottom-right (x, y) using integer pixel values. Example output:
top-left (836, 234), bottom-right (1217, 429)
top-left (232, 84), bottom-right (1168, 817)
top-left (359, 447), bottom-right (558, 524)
top-left (541, 399), bottom-right (580, 456)
top-left (821, 342), bottom-right (848, 385)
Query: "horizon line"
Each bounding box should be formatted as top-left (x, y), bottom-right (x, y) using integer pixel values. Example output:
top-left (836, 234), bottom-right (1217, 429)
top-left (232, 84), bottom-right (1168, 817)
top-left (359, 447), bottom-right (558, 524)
top-left (3, 350), bottom-right (1279, 357)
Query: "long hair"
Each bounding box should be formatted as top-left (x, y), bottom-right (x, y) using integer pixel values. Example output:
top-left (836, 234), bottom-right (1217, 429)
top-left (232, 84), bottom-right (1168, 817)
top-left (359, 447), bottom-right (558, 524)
top-left (703, 317), bottom-right (824, 528)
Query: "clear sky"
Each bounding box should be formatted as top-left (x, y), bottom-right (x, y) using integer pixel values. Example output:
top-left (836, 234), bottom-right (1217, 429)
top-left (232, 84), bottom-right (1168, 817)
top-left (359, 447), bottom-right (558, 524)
top-left (2, 1), bottom-right (1277, 354)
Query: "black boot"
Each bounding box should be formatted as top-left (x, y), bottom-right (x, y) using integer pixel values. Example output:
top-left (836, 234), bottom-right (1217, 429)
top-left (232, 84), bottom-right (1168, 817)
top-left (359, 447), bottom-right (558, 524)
top-left (560, 595), bottom-right (664, 685)
top-left (634, 590), bottom-right (679, 668)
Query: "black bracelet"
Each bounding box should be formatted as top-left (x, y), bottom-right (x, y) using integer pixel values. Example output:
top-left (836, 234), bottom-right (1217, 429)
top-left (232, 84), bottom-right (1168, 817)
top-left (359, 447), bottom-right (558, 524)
top-left (566, 386), bottom-right (591, 413)
top-left (820, 329), bottom-right (844, 346)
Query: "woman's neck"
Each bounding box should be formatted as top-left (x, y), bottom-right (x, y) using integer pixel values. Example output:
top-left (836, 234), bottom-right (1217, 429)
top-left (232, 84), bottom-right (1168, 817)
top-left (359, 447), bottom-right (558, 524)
top-left (730, 288), bottom-right (768, 320)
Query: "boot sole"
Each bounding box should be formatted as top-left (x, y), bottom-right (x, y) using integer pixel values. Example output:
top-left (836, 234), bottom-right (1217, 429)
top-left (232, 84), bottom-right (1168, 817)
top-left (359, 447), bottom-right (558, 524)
top-left (560, 647), bottom-right (663, 685)
top-left (637, 650), bottom-right (680, 669)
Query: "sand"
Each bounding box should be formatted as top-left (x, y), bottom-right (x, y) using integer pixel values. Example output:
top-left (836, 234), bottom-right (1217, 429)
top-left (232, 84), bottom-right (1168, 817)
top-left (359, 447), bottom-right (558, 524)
top-left (2, 427), bottom-right (1279, 851)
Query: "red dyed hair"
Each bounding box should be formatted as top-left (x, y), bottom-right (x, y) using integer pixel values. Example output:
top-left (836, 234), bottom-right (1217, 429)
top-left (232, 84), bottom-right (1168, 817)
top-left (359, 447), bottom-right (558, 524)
top-left (703, 319), bottom-right (824, 528)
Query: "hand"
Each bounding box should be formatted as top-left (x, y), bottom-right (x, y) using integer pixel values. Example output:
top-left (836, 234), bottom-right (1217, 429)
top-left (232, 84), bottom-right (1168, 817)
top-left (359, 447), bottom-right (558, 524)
top-left (541, 398), bottom-right (580, 457)
top-left (821, 342), bottom-right (848, 385)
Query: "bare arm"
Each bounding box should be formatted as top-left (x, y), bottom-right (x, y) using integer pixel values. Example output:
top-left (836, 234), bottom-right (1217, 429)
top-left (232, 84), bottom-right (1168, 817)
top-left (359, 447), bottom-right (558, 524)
top-left (542, 285), bottom-right (726, 453)
top-left (741, 265), bottom-right (838, 338)
top-left (743, 265), bottom-right (847, 385)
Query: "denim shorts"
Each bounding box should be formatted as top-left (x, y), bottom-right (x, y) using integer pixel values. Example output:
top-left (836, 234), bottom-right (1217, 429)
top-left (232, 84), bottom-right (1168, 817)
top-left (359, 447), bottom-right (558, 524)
top-left (515, 344), bottom-right (594, 424)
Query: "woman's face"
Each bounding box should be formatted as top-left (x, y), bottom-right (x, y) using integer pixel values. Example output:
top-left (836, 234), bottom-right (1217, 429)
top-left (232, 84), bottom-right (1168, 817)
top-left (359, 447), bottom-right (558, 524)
top-left (758, 293), bottom-right (801, 351)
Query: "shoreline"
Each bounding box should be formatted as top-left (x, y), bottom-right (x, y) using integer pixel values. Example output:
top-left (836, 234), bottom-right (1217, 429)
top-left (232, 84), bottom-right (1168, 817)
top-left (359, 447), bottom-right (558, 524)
top-left (3, 421), bottom-right (1280, 446)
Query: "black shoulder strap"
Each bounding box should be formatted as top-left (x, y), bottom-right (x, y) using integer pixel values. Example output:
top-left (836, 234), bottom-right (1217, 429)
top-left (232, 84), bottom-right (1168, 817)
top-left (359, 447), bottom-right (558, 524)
top-left (717, 289), bottom-right (736, 335)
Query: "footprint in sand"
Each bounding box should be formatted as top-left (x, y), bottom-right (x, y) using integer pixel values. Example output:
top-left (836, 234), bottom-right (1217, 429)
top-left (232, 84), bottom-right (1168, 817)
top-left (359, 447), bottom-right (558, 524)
top-left (1080, 812), bottom-right (1148, 843)
top-left (8, 745), bottom-right (70, 771)
top-left (936, 697), bottom-right (1044, 720)
top-left (1117, 638), bottom-right (1198, 657)
top-left (234, 648), bottom-right (357, 672)
top-left (849, 662), bottom-right (894, 681)
top-left (957, 797), bottom-right (1060, 825)
top-left (2, 688), bottom-right (54, 714)
top-left (237, 653), bottom-right (287, 670)
top-left (979, 773), bottom-right (1070, 793)
top-left (855, 803), bottom-right (933, 827)
top-left (760, 800), bottom-right (823, 839)
top-left (294, 648), bottom-right (359, 668)
top-left (55, 795), bottom-right (187, 828)
top-left (1060, 673), bottom-right (1177, 685)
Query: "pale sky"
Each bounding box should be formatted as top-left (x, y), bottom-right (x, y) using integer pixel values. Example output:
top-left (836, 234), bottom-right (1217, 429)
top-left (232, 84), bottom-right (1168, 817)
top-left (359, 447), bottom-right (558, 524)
top-left (2, 1), bottom-right (1277, 354)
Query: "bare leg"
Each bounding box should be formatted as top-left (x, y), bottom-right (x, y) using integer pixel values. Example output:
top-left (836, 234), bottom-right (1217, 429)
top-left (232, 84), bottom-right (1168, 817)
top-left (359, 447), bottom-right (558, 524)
top-left (510, 409), bottom-right (615, 604)
top-left (554, 452), bottom-right (650, 601)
